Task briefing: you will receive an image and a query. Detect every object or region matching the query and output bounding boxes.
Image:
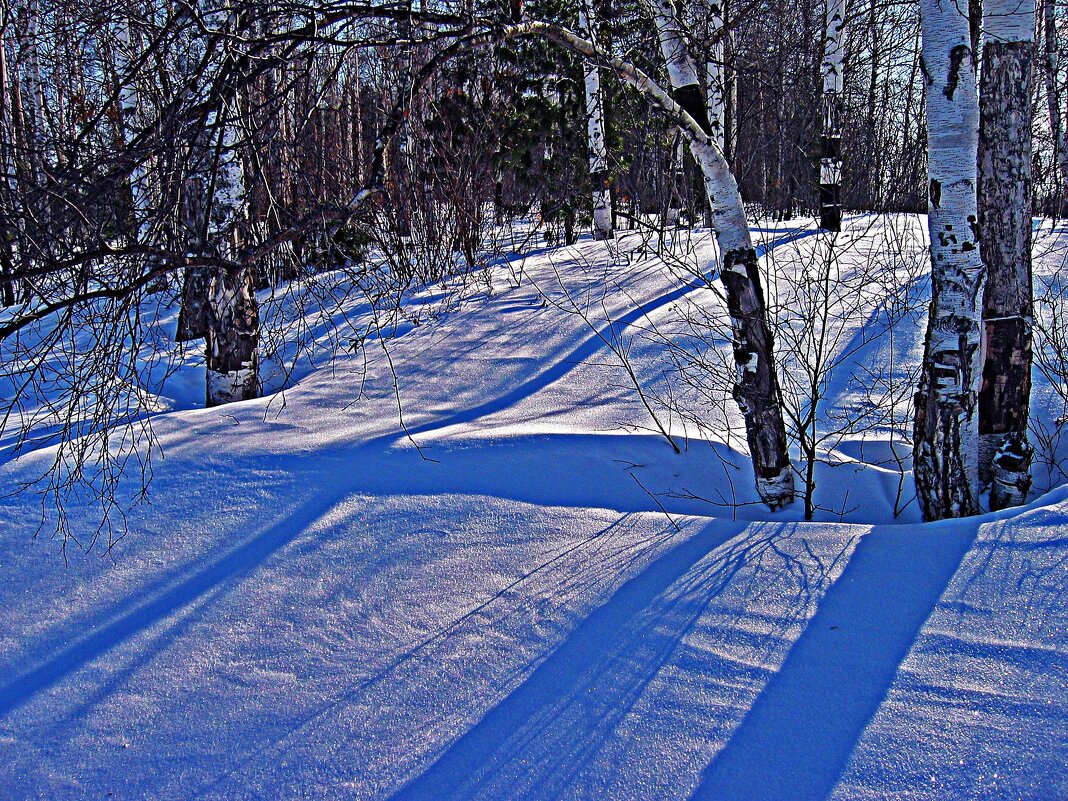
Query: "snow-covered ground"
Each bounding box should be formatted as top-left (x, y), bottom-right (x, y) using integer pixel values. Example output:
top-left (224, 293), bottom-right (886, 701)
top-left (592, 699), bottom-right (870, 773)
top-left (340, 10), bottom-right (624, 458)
top-left (0, 214), bottom-right (1066, 799)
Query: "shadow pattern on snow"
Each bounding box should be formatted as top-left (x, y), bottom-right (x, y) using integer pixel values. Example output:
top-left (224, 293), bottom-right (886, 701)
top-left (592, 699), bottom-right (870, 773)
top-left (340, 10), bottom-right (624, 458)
top-left (687, 521), bottom-right (977, 801)
top-left (386, 520), bottom-right (858, 801)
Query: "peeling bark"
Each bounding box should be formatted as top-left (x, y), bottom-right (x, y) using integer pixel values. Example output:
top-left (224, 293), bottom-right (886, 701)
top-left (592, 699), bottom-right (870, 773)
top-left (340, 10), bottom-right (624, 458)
top-left (914, 0), bottom-right (984, 520)
top-left (205, 264), bottom-right (260, 407)
top-left (978, 0), bottom-right (1035, 510)
top-left (204, 107), bottom-right (260, 407)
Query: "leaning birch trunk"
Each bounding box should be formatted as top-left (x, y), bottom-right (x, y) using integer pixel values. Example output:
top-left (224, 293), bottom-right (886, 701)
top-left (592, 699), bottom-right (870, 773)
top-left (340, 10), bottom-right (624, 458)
top-left (978, 0), bottom-right (1035, 509)
top-left (204, 108), bottom-right (260, 407)
top-left (913, 0), bottom-right (984, 520)
top-left (819, 0), bottom-right (846, 231)
top-left (1045, 0), bottom-right (1068, 215)
top-left (580, 0), bottom-right (613, 240)
top-left (645, 0), bottom-right (794, 509)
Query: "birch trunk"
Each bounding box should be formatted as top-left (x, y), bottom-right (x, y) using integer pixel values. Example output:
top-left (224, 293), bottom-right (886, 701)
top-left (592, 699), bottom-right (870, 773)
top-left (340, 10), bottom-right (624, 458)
top-left (1045, 0), bottom-right (1068, 215)
top-left (819, 0), bottom-right (846, 231)
top-left (978, 0), bottom-right (1035, 510)
top-left (205, 262), bottom-right (260, 406)
top-left (204, 107), bottom-right (260, 407)
top-left (914, 0), bottom-right (984, 520)
top-left (15, 0), bottom-right (45, 187)
top-left (115, 18), bottom-right (152, 243)
top-left (0, 7), bottom-right (17, 307)
top-left (645, 0), bottom-right (794, 509)
top-left (650, 0), bottom-right (713, 134)
top-left (706, 0), bottom-right (726, 152)
top-left (580, 0), bottom-right (613, 240)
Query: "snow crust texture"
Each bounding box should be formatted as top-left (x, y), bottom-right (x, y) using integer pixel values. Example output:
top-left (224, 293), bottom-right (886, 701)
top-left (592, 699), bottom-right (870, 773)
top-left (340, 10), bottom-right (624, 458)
top-left (0, 217), bottom-right (1066, 800)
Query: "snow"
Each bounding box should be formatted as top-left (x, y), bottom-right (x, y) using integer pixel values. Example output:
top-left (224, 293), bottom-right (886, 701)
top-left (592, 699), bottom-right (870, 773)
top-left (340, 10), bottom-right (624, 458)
top-left (0, 214), bottom-right (1066, 799)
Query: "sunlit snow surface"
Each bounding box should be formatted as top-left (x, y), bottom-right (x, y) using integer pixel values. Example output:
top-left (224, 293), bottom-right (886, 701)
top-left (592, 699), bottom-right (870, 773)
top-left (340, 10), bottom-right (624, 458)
top-left (0, 215), bottom-right (1066, 799)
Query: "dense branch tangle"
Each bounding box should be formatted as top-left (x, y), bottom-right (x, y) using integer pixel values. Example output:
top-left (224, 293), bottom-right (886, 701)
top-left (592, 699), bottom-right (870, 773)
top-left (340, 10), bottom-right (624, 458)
top-left (1, 1), bottom-right (800, 516)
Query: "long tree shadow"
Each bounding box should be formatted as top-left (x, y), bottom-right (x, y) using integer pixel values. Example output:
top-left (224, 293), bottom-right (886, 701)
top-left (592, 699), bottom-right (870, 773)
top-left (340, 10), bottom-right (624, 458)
top-left (688, 519), bottom-right (979, 801)
top-left (0, 424), bottom-right (749, 724)
top-left (385, 519), bottom-right (850, 801)
top-left (0, 218), bottom-right (864, 759)
top-left (398, 222), bottom-right (837, 442)
top-left (0, 477), bottom-right (347, 718)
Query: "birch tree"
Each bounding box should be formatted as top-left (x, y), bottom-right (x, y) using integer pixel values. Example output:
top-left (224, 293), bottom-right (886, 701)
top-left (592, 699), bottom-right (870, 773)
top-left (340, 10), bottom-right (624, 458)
top-left (579, 0), bottom-right (613, 240)
top-left (706, 0), bottom-right (727, 152)
top-left (819, 0), bottom-right (846, 230)
top-left (0, 4), bottom-right (17, 307)
top-left (1045, 0), bottom-right (1068, 214)
top-left (913, 0), bottom-right (984, 519)
top-left (977, 0), bottom-right (1035, 509)
top-left (203, 105), bottom-right (260, 407)
top-left (115, 16), bottom-right (153, 246)
top-left (643, 0), bottom-right (795, 509)
top-left (14, 0), bottom-right (45, 188)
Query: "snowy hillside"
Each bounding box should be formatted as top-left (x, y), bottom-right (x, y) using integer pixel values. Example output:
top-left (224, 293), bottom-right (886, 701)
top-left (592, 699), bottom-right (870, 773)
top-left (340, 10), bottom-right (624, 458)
top-left (1, 215), bottom-right (1067, 800)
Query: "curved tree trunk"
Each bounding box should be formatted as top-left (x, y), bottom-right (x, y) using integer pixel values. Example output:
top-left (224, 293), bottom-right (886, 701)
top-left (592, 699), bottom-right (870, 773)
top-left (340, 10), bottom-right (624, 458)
top-left (914, 0), bottom-right (984, 520)
top-left (646, 0), bottom-right (794, 509)
top-left (819, 0), bottom-right (846, 230)
top-left (978, 0), bottom-right (1035, 510)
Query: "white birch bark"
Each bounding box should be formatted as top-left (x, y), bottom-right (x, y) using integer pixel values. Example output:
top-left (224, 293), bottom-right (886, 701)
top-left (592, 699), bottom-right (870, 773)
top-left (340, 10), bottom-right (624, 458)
top-left (819, 0), bottom-right (846, 230)
top-left (977, 0), bottom-right (1036, 509)
top-left (15, 0), bottom-right (45, 186)
top-left (580, 0), bottom-right (613, 240)
top-left (204, 105), bottom-right (260, 407)
top-left (115, 18), bottom-right (152, 242)
top-left (914, 0), bottom-right (984, 519)
top-left (642, 0), bottom-right (794, 509)
top-left (706, 0), bottom-right (726, 151)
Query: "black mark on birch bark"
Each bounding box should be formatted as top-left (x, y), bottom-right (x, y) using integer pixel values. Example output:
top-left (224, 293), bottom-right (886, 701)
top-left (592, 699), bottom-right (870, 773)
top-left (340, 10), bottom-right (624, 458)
top-left (945, 45), bottom-right (970, 100)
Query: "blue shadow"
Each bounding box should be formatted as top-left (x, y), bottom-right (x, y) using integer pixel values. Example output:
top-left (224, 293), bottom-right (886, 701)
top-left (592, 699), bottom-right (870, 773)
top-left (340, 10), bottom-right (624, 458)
top-left (388, 520), bottom-right (749, 801)
top-left (689, 521), bottom-right (978, 801)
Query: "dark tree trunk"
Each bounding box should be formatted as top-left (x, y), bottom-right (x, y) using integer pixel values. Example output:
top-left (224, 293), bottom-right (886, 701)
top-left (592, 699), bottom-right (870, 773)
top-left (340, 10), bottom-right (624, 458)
top-left (1045, 0), bottom-right (1068, 216)
top-left (205, 265), bottom-right (260, 407)
top-left (978, 1), bottom-right (1035, 510)
top-left (176, 173), bottom-right (210, 342)
top-left (722, 245), bottom-right (793, 503)
top-left (177, 265), bottom-right (213, 342)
